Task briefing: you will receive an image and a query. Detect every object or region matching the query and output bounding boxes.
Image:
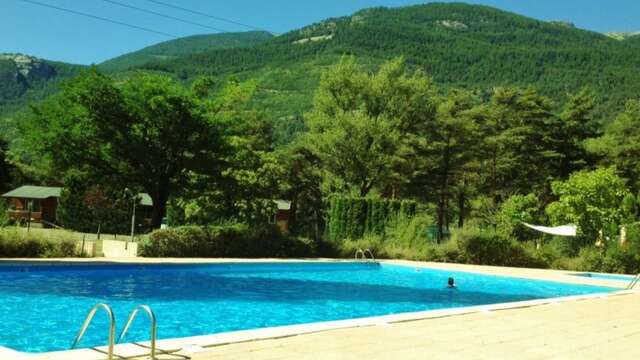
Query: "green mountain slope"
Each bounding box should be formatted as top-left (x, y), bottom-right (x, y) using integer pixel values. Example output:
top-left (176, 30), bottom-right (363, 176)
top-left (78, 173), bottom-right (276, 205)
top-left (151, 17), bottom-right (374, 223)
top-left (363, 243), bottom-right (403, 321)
top-left (4, 3), bottom-right (640, 144)
top-left (0, 54), bottom-right (84, 116)
top-left (99, 31), bottom-right (274, 72)
top-left (139, 3), bottom-right (640, 128)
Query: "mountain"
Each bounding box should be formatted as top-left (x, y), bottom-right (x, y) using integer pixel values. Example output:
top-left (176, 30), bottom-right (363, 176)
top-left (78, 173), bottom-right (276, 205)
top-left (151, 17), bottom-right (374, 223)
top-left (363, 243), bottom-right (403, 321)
top-left (0, 54), bottom-right (84, 116)
top-left (605, 31), bottom-right (640, 40)
top-left (136, 3), bottom-right (640, 130)
top-left (4, 3), bottom-right (640, 143)
top-left (99, 31), bottom-right (274, 72)
top-left (0, 31), bottom-right (274, 132)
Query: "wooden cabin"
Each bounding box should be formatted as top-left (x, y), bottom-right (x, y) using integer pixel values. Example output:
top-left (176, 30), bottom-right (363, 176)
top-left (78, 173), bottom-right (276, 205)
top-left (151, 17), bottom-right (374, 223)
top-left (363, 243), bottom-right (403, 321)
top-left (1, 186), bottom-right (61, 225)
top-left (272, 200), bottom-right (291, 233)
top-left (2, 185), bottom-right (154, 227)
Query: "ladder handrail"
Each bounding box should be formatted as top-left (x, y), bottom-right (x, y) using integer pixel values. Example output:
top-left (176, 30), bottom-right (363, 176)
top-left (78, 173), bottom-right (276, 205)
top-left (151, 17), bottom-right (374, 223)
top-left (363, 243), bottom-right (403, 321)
top-left (355, 248), bottom-right (376, 262)
top-left (117, 304), bottom-right (157, 360)
top-left (628, 274), bottom-right (640, 290)
top-left (71, 303), bottom-right (115, 360)
top-left (363, 249), bottom-right (375, 262)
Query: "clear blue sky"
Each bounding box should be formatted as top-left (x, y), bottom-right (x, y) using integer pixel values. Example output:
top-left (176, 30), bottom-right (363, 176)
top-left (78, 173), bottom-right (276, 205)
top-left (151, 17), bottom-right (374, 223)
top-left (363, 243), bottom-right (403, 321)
top-left (2, 0), bottom-right (639, 64)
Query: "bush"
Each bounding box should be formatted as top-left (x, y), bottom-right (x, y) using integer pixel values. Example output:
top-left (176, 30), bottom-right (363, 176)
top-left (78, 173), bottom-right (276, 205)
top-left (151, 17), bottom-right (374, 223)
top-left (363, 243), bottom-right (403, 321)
top-left (453, 227), bottom-right (552, 268)
top-left (496, 193), bottom-right (543, 241)
top-left (0, 228), bottom-right (77, 257)
top-left (546, 167), bottom-right (634, 251)
top-left (425, 239), bottom-right (462, 263)
top-left (575, 244), bottom-right (640, 274)
top-left (139, 224), bottom-right (317, 258)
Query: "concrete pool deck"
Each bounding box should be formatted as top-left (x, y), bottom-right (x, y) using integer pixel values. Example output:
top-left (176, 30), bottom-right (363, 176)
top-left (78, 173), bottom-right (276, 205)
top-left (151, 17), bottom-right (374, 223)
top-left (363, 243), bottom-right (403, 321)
top-left (2, 258), bottom-right (638, 359)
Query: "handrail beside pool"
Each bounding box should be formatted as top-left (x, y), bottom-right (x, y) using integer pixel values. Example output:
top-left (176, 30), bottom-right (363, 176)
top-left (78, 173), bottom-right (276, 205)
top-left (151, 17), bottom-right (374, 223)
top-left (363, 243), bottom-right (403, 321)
top-left (71, 303), bottom-right (115, 360)
top-left (363, 249), bottom-right (376, 262)
top-left (628, 274), bottom-right (640, 290)
top-left (117, 304), bottom-right (157, 359)
top-left (355, 249), bottom-right (376, 262)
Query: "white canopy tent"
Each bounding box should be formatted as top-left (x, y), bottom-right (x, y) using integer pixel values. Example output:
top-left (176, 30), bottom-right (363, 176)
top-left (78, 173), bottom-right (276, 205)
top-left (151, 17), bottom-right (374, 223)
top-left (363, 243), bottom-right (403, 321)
top-left (521, 222), bottom-right (577, 237)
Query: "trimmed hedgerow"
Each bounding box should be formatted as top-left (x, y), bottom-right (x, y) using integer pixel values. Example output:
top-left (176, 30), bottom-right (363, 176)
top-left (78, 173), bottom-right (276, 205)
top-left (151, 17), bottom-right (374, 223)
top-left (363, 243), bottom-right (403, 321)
top-left (328, 196), bottom-right (417, 242)
top-left (139, 224), bottom-right (316, 258)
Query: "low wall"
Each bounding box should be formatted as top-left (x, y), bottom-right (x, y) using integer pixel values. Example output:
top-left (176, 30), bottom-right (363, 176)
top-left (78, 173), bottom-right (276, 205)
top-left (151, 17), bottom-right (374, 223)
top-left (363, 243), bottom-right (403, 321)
top-left (99, 239), bottom-right (138, 258)
top-left (77, 239), bottom-right (138, 258)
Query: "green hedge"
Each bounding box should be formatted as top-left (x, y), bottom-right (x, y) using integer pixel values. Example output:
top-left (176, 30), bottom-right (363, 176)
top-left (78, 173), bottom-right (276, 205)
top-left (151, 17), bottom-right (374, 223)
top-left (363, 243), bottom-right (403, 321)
top-left (0, 229), bottom-right (77, 257)
top-left (139, 224), bottom-right (317, 258)
top-left (328, 196), bottom-right (416, 241)
top-left (452, 228), bottom-right (551, 268)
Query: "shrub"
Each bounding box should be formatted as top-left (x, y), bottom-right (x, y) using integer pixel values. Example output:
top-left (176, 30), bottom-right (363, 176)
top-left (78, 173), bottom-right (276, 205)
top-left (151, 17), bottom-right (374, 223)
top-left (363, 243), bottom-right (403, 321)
top-left (575, 244), bottom-right (640, 274)
top-left (139, 224), bottom-right (317, 258)
top-left (0, 228), bottom-right (77, 257)
top-left (575, 247), bottom-right (606, 272)
top-left (496, 193), bottom-right (543, 241)
top-left (601, 245), bottom-right (640, 274)
top-left (453, 227), bottom-right (551, 268)
top-left (425, 239), bottom-right (462, 263)
top-left (546, 167), bottom-right (634, 252)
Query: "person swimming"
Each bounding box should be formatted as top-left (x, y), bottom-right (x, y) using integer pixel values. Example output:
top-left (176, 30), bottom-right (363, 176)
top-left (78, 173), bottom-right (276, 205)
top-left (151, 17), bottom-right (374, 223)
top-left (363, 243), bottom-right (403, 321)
top-left (447, 277), bottom-right (456, 288)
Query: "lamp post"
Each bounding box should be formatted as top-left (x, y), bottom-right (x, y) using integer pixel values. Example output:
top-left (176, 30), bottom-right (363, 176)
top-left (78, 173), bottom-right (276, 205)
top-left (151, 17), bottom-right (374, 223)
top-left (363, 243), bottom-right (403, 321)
top-left (124, 188), bottom-right (137, 251)
top-left (27, 200), bottom-right (33, 233)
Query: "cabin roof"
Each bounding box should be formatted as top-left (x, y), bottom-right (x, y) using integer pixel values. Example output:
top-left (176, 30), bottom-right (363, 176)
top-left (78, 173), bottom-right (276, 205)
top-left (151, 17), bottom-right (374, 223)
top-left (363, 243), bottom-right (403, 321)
top-left (1, 185), bottom-right (62, 199)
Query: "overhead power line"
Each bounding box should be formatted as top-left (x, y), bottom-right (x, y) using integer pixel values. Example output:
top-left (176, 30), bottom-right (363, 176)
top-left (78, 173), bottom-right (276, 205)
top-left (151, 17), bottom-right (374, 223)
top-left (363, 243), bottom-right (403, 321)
top-left (142, 0), bottom-right (274, 34)
top-left (20, 0), bottom-right (178, 38)
top-left (100, 0), bottom-right (227, 33)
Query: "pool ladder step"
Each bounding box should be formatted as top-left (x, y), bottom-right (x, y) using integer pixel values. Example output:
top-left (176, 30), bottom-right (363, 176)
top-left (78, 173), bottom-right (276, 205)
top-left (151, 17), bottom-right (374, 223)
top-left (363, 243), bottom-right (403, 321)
top-left (71, 303), bottom-right (157, 360)
top-left (355, 248), bottom-right (376, 262)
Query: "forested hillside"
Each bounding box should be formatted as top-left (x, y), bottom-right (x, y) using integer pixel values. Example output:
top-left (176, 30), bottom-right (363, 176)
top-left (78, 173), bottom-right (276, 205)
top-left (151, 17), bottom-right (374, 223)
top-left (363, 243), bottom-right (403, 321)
top-left (0, 54), bottom-right (84, 117)
top-left (138, 3), bottom-right (640, 131)
top-left (99, 31), bottom-right (274, 72)
top-left (4, 3), bottom-right (640, 139)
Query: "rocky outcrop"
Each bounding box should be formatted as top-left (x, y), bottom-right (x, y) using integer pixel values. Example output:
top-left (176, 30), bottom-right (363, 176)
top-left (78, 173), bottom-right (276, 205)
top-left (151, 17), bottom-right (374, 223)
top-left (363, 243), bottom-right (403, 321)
top-left (0, 53), bottom-right (56, 81)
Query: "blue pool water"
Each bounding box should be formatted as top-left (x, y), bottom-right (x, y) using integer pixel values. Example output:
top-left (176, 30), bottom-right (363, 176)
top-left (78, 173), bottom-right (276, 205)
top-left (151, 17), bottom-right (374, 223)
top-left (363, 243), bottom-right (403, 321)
top-left (0, 262), bottom-right (615, 353)
top-left (571, 272), bottom-right (635, 282)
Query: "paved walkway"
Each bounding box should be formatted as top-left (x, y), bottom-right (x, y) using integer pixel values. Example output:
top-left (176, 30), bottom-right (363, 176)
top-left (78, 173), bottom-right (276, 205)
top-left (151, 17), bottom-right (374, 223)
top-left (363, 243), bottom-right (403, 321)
top-left (186, 292), bottom-right (640, 360)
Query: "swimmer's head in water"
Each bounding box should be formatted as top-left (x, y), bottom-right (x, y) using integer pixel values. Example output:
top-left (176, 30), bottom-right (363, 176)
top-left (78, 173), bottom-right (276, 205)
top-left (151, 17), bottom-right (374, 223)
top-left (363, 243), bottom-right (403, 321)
top-left (448, 277), bottom-right (455, 287)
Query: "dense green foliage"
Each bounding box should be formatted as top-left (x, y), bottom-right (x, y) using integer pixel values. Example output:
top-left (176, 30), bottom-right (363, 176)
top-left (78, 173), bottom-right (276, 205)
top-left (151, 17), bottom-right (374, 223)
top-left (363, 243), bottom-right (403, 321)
top-left (99, 31), bottom-right (274, 72)
top-left (139, 224), bottom-right (315, 258)
top-left (133, 3), bottom-right (640, 127)
top-left (587, 100), bottom-right (640, 193)
top-left (327, 196), bottom-right (416, 241)
top-left (496, 194), bottom-right (543, 241)
top-left (55, 172), bottom-right (141, 235)
top-left (0, 228), bottom-right (77, 258)
top-left (0, 137), bottom-right (14, 193)
top-left (546, 168), bottom-right (635, 251)
top-left (25, 70), bottom-right (232, 228)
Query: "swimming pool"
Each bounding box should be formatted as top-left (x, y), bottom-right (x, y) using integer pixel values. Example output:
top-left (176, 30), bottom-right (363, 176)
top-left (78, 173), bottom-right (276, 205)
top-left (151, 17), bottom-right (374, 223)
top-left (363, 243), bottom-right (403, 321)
top-left (570, 272), bottom-right (635, 282)
top-left (0, 262), bottom-right (616, 353)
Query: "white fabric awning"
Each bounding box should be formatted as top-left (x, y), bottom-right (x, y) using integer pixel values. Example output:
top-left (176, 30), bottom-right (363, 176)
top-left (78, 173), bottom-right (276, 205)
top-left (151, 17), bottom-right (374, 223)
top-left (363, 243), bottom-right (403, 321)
top-left (522, 222), bottom-right (577, 237)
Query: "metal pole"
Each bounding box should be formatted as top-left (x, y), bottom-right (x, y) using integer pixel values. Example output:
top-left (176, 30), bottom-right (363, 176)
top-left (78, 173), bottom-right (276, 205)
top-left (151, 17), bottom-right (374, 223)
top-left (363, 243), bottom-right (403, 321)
top-left (127, 201), bottom-right (136, 250)
top-left (27, 201), bottom-right (32, 233)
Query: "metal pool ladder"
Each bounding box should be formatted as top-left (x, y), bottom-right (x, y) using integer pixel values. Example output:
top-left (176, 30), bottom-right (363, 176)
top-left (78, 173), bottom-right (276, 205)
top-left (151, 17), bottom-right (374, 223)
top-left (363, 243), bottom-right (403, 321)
top-left (71, 303), bottom-right (116, 360)
top-left (355, 248), bottom-right (376, 262)
top-left (71, 303), bottom-right (158, 360)
top-left (628, 274), bottom-right (640, 290)
top-left (118, 304), bottom-right (158, 360)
